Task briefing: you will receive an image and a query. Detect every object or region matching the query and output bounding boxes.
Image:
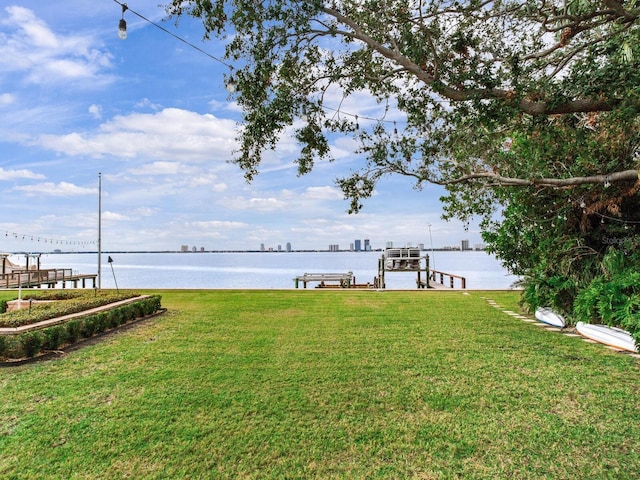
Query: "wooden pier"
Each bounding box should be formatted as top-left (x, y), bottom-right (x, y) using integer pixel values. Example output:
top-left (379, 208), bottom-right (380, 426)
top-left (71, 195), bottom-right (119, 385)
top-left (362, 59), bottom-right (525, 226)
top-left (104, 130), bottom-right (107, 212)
top-left (0, 269), bottom-right (97, 289)
top-left (419, 270), bottom-right (467, 289)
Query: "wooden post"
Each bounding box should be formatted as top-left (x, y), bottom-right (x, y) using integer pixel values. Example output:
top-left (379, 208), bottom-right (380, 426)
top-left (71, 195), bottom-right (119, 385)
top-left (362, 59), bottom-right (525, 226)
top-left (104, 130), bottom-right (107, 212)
top-left (425, 255), bottom-right (429, 289)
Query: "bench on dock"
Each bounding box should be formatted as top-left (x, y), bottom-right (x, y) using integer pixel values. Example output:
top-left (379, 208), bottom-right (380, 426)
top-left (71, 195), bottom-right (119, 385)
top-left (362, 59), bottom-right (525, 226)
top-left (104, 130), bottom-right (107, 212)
top-left (294, 272), bottom-right (354, 289)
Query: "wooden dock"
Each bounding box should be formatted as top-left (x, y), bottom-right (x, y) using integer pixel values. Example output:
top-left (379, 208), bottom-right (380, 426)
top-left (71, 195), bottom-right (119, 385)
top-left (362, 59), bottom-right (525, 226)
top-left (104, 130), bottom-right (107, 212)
top-left (420, 270), bottom-right (467, 289)
top-left (294, 269), bottom-right (466, 290)
top-left (0, 269), bottom-right (97, 289)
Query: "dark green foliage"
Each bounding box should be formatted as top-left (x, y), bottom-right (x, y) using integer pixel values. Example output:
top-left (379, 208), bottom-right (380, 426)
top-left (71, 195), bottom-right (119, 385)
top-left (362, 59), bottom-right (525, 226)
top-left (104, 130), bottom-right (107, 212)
top-left (64, 320), bottom-right (82, 344)
top-left (0, 299), bottom-right (7, 314)
top-left (0, 291), bottom-right (139, 328)
top-left (21, 291), bottom-right (86, 301)
top-left (81, 316), bottom-right (98, 338)
top-left (0, 295), bottom-right (162, 360)
top-left (42, 326), bottom-right (64, 351)
top-left (574, 249), bottom-right (640, 342)
top-left (21, 332), bottom-right (43, 358)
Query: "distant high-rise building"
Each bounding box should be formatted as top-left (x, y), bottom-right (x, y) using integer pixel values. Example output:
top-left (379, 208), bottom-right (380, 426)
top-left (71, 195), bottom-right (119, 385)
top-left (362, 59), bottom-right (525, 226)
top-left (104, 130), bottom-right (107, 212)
top-left (354, 239), bottom-right (362, 251)
top-left (364, 239), bottom-right (371, 251)
top-left (260, 243), bottom-right (265, 252)
top-left (329, 244), bottom-right (340, 252)
top-left (461, 240), bottom-right (470, 251)
top-left (386, 241), bottom-right (394, 249)
top-left (180, 245), bottom-right (189, 252)
top-left (277, 244), bottom-right (282, 252)
top-left (286, 242), bottom-right (292, 252)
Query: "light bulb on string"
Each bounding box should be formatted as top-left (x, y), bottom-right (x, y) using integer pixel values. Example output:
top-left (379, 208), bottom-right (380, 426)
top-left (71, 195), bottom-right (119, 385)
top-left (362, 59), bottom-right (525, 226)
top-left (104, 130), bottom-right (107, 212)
top-left (118, 4), bottom-right (128, 40)
top-left (225, 71), bottom-right (237, 93)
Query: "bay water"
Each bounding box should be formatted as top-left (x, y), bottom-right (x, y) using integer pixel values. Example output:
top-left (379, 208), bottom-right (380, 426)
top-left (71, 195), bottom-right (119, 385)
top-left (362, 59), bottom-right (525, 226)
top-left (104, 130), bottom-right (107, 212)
top-left (29, 251), bottom-right (519, 290)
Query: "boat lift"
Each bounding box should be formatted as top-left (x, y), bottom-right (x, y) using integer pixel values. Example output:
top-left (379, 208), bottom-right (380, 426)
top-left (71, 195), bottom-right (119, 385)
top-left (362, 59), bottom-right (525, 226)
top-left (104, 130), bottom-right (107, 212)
top-left (377, 248), bottom-right (429, 289)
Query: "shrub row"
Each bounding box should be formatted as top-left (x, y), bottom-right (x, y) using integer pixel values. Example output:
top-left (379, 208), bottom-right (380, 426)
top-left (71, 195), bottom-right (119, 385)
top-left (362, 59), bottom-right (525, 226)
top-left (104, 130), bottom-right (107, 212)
top-left (0, 291), bottom-right (139, 328)
top-left (0, 295), bottom-right (162, 360)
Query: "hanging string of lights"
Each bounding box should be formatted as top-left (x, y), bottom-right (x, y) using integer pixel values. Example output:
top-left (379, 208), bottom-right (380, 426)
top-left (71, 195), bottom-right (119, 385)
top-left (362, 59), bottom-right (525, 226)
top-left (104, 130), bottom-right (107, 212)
top-left (112, 0), bottom-right (232, 68)
top-left (110, 1), bottom-right (416, 125)
top-left (3, 230), bottom-right (96, 247)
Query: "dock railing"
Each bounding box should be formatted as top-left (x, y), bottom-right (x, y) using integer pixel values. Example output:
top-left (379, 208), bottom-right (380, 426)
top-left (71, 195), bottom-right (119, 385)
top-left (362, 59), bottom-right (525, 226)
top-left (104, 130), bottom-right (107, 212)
top-left (0, 268), bottom-right (77, 288)
top-left (428, 269), bottom-right (467, 289)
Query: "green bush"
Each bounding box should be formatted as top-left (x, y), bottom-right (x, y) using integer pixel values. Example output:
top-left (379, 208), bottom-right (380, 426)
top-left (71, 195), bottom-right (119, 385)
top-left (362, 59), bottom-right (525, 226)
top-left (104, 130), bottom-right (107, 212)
top-left (43, 326), bottom-right (64, 351)
top-left (574, 249), bottom-right (640, 342)
top-left (0, 291), bottom-right (139, 328)
top-left (65, 320), bottom-right (82, 344)
top-left (81, 316), bottom-right (97, 338)
top-left (0, 299), bottom-right (7, 314)
top-left (21, 332), bottom-right (43, 358)
top-left (0, 295), bottom-right (162, 360)
top-left (94, 312), bottom-right (108, 332)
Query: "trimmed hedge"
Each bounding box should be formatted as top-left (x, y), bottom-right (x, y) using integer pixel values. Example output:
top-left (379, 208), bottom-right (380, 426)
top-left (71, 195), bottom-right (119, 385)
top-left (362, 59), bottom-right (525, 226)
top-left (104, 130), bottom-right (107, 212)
top-left (0, 292), bottom-right (139, 328)
top-left (0, 295), bottom-right (162, 360)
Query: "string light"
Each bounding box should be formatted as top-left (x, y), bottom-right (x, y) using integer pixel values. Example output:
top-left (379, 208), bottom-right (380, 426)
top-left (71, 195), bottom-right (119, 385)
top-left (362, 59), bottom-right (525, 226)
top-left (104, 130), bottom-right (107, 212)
top-left (111, 1), bottom-right (415, 125)
top-left (576, 197), bottom-right (640, 225)
top-left (112, 0), bottom-right (232, 70)
top-left (118, 3), bottom-right (128, 40)
top-left (3, 230), bottom-right (96, 247)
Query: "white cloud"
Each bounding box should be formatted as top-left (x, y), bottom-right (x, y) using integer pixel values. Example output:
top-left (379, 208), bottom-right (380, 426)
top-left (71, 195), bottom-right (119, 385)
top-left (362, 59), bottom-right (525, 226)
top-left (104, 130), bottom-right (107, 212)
top-left (209, 98), bottom-right (242, 113)
top-left (102, 211), bottom-right (130, 221)
top-left (38, 108), bottom-right (239, 162)
top-left (302, 186), bottom-right (343, 200)
top-left (0, 93), bottom-right (15, 105)
top-left (135, 98), bottom-right (163, 111)
top-left (13, 181), bottom-right (96, 196)
top-left (89, 104), bottom-right (102, 119)
top-left (219, 195), bottom-right (288, 211)
top-left (130, 207), bottom-right (159, 217)
top-left (189, 220), bottom-right (247, 229)
top-left (0, 6), bottom-right (113, 85)
top-left (128, 161), bottom-right (197, 176)
top-left (0, 167), bottom-right (45, 180)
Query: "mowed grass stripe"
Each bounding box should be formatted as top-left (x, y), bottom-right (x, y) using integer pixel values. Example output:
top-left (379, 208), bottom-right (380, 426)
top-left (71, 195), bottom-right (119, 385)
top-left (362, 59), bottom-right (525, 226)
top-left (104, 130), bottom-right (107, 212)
top-left (1, 290), bottom-right (639, 479)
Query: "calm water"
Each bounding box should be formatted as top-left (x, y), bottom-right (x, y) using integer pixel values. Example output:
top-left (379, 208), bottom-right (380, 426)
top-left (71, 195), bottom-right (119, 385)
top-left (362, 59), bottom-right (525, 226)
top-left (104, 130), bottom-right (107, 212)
top-left (24, 251), bottom-right (519, 290)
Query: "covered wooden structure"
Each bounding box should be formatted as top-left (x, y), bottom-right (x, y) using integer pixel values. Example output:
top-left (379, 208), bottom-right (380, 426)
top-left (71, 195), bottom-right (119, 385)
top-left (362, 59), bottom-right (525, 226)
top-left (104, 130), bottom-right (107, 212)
top-left (377, 247), bottom-right (429, 289)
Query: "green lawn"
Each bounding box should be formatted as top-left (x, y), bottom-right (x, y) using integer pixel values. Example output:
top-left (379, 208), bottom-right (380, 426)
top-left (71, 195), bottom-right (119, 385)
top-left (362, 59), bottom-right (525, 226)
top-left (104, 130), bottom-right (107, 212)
top-left (1, 289), bottom-right (639, 479)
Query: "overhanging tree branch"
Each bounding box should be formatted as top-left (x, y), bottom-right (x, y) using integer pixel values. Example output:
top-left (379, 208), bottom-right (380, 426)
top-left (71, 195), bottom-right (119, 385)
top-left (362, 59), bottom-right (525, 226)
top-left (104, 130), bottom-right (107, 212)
top-left (440, 169), bottom-right (640, 187)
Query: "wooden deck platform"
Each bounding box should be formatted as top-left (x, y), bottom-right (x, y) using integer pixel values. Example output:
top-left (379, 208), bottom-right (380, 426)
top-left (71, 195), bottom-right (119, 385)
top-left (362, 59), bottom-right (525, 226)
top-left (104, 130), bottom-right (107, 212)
top-left (0, 269), bottom-right (97, 289)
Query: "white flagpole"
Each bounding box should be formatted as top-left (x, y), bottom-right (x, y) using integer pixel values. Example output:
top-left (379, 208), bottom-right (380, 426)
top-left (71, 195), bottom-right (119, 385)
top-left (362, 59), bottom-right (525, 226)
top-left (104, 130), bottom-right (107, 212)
top-left (98, 172), bottom-right (102, 290)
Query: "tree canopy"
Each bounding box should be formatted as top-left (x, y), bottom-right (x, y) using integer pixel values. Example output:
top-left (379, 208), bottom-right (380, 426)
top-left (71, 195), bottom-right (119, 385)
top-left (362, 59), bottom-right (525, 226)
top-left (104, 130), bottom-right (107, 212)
top-left (167, 0), bottom-right (640, 335)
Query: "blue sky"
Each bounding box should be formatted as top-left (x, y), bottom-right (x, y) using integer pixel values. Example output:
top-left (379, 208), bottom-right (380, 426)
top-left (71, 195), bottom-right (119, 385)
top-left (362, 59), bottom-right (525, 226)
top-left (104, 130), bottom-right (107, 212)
top-left (0, 1), bottom-right (484, 252)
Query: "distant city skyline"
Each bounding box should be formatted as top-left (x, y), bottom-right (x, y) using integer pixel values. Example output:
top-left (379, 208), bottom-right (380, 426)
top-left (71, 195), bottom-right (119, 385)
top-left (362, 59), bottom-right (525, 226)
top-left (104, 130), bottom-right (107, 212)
top-left (174, 237), bottom-right (484, 253)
